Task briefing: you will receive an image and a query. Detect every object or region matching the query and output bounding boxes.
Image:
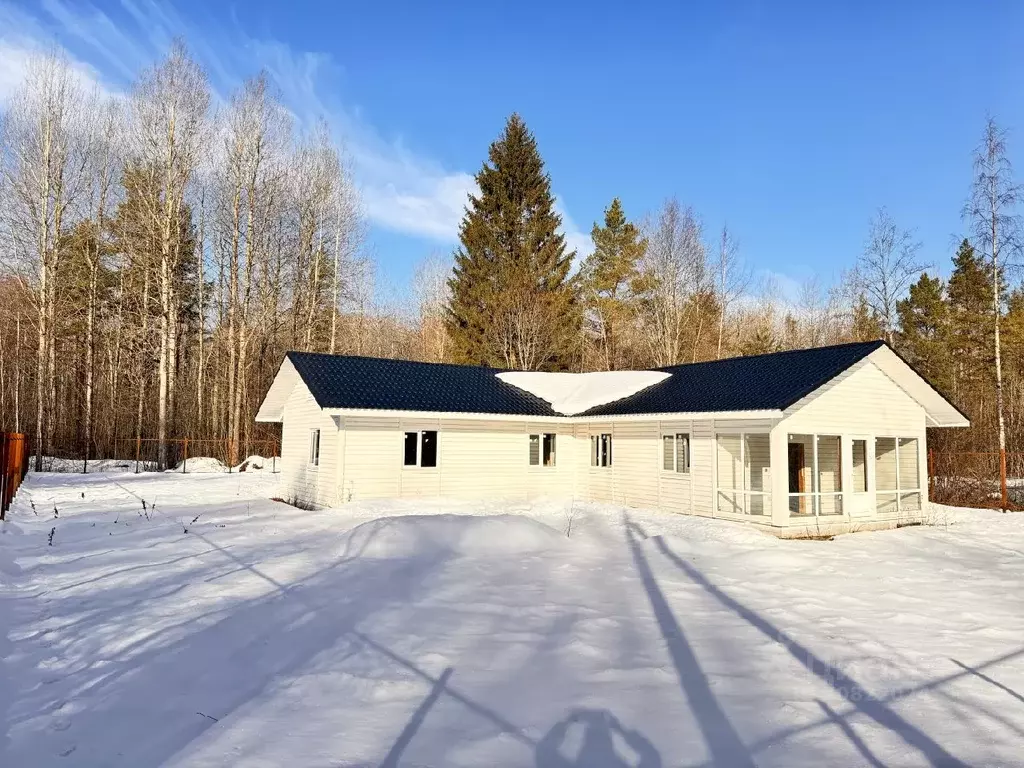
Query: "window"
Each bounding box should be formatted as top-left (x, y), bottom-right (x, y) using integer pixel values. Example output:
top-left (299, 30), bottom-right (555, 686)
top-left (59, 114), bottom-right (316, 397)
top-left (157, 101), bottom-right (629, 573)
top-left (591, 433), bottom-right (612, 468)
top-left (787, 434), bottom-right (843, 517)
top-left (403, 430), bottom-right (438, 468)
top-left (716, 432), bottom-right (770, 515)
top-left (876, 436), bottom-right (920, 514)
top-left (663, 433), bottom-right (690, 473)
top-left (403, 432), bottom-right (418, 466)
top-left (529, 433), bottom-right (556, 467)
top-left (309, 429), bottom-right (321, 467)
top-left (852, 439), bottom-right (868, 493)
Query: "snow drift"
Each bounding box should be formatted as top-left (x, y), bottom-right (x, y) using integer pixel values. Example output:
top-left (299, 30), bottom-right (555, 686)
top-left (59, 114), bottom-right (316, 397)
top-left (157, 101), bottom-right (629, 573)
top-left (497, 370), bottom-right (670, 415)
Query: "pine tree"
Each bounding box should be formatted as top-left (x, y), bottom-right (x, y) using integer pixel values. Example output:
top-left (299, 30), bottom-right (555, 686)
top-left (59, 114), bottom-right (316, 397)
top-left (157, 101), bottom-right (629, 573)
top-left (896, 273), bottom-right (951, 393)
top-left (947, 239), bottom-right (994, 397)
top-left (850, 293), bottom-right (883, 342)
top-left (581, 198), bottom-right (646, 370)
top-left (446, 114), bottom-right (578, 370)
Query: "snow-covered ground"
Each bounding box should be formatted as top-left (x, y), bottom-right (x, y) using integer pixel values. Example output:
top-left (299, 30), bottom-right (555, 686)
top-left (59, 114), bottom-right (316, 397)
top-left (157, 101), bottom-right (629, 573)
top-left (2, 472), bottom-right (1024, 767)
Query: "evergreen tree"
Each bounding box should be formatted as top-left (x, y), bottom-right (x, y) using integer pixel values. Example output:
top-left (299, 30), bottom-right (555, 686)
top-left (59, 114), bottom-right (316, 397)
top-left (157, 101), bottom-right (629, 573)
top-left (947, 239), bottom-right (994, 396)
top-left (581, 198), bottom-right (646, 370)
top-left (850, 293), bottom-right (883, 342)
top-left (446, 114), bottom-right (578, 370)
top-left (896, 273), bottom-right (952, 393)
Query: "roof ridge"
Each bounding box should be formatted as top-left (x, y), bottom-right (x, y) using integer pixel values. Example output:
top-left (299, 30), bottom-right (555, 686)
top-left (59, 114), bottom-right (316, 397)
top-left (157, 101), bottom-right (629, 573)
top-left (654, 339), bottom-right (885, 372)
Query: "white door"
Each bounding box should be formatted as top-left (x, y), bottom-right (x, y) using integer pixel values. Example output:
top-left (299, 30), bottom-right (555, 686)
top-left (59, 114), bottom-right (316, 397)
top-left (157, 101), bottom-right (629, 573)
top-left (846, 435), bottom-right (873, 518)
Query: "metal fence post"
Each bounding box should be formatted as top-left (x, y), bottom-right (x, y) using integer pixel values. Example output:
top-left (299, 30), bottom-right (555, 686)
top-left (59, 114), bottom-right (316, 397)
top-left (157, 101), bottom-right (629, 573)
top-left (135, 437), bottom-right (141, 474)
top-left (183, 439), bottom-right (188, 474)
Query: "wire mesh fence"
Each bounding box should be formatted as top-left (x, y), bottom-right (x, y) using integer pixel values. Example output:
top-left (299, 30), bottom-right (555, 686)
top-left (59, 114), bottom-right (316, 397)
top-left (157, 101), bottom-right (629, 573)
top-left (107, 438), bottom-right (280, 474)
top-left (929, 450), bottom-right (1023, 510)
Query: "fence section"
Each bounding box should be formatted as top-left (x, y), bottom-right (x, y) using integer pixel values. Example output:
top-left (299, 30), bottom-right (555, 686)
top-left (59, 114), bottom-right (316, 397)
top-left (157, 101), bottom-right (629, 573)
top-left (1, 432), bottom-right (29, 518)
top-left (929, 449), bottom-right (1024, 510)
top-left (110, 438), bottom-right (280, 474)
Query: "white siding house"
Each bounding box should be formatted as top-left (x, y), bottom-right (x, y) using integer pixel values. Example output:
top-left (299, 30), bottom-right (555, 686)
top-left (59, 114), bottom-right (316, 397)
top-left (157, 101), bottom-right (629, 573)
top-left (256, 341), bottom-right (968, 536)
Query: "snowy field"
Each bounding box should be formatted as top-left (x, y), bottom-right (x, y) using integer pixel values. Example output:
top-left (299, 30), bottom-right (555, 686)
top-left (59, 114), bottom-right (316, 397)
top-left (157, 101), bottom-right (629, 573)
top-left (2, 472), bottom-right (1024, 767)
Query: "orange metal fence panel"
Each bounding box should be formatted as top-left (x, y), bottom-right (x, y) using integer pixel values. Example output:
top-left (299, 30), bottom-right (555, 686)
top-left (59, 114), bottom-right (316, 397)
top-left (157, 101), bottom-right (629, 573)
top-left (1, 432), bottom-right (28, 518)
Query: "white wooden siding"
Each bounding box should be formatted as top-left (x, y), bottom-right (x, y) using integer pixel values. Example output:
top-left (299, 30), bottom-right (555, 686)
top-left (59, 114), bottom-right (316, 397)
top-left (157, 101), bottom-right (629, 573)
top-left (279, 383), bottom-right (339, 508)
top-left (781, 359), bottom-right (925, 434)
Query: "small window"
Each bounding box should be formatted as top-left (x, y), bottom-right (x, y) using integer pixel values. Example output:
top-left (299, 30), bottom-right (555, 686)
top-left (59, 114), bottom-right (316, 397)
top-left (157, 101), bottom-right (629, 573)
top-left (530, 433), bottom-right (557, 467)
top-left (403, 432), bottom-right (418, 466)
top-left (663, 433), bottom-right (690, 473)
top-left (591, 433), bottom-right (612, 468)
top-left (421, 431), bottom-right (438, 468)
top-left (309, 429), bottom-right (321, 467)
top-left (404, 430), bottom-right (438, 468)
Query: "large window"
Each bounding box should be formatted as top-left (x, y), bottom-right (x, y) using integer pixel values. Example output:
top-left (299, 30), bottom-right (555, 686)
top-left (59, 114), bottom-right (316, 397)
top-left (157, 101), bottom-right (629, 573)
top-left (591, 433), bottom-right (612, 468)
top-left (309, 429), bottom-right (321, 467)
top-left (403, 430), bottom-right (438, 468)
top-left (663, 433), bottom-right (690, 474)
top-left (852, 439), bottom-right (868, 493)
top-left (787, 434), bottom-right (843, 517)
top-left (716, 433), bottom-right (770, 516)
top-left (529, 433), bottom-right (556, 467)
top-left (876, 436), bottom-right (920, 514)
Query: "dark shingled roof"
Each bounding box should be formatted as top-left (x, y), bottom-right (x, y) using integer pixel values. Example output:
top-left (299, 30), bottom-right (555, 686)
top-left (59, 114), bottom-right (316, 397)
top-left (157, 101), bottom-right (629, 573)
top-left (286, 352), bottom-right (558, 416)
top-left (286, 340), bottom-right (887, 417)
top-left (583, 340), bottom-right (887, 416)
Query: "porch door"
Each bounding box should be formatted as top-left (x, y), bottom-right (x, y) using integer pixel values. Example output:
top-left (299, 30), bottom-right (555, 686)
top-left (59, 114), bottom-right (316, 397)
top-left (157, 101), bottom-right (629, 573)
top-left (788, 443), bottom-right (807, 515)
top-left (847, 436), bottom-right (873, 517)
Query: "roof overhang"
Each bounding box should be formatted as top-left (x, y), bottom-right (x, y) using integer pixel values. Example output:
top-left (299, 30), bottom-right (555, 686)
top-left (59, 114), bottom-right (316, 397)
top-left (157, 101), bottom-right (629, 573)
top-left (322, 407), bottom-right (783, 423)
top-left (868, 346), bottom-right (970, 428)
top-left (255, 357), bottom-right (301, 423)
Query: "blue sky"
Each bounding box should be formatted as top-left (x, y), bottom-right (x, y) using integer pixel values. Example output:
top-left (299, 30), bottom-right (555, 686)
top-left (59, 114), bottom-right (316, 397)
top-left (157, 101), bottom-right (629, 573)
top-left (3, 0), bottom-right (1024, 300)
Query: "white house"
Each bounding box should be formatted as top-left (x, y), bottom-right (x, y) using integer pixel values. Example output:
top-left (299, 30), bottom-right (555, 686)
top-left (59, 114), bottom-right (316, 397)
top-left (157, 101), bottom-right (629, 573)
top-left (255, 340), bottom-right (968, 536)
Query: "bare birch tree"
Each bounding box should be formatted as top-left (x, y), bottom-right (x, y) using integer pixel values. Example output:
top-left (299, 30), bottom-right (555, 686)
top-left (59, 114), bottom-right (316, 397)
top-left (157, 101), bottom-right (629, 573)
top-left (635, 198), bottom-right (708, 366)
top-left (128, 41), bottom-right (210, 467)
top-left (714, 224), bottom-right (750, 358)
top-left (858, 207), bottom-right (925, 345)
top-left (0, 51), bottom-right (88, 470)
top-left (965, 117), bottom-right (1021, 476)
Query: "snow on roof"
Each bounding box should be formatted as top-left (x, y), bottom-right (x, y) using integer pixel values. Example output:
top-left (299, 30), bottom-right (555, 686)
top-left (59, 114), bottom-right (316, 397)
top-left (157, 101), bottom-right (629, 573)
top-left (496, 370), bottom-right (671, 416)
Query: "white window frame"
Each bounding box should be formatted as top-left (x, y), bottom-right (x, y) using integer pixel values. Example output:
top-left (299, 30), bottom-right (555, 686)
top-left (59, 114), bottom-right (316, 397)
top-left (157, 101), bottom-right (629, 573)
top-left (308, 428), bottom-right (321, 468)
top-left (874, 435), bottom-right (922, 514)
top-left (787, 433), bottom-right (844, 518)
top-left (529, 433), bottom-right (557, 468)
top-left (403, 430), bottom-right (439, 469)
top-left (590, 433), bottom-right (612, 468)
top-left (662, 432), bottom-right (690, 474)
top-left (714, 431), bottom-right (770, 517)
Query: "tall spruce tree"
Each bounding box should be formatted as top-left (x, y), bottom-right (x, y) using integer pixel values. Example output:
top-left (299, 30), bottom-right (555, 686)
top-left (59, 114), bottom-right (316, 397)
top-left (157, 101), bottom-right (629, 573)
top-left (896, 273), bottom-right (952, 393)
top-left (581, 198), bottom-right (647, 370)
top-left (947, 239), bottom-right (995, 397)
top-left (446, 114), bottom-right (578, 370)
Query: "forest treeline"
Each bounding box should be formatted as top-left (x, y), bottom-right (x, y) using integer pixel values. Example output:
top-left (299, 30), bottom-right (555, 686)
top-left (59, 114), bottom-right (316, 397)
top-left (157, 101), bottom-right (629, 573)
top-left (0, 46), bottom-right (1018, 468)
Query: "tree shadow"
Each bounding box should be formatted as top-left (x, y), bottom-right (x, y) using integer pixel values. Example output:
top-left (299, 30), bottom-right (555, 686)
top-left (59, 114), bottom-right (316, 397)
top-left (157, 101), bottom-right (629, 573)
top-left (379, 666), bottom-right (455, 768)
top-left (536, 708), bottom-right (661, 768)
top-left (623, 517), bottom-right (755, 768)
top-left (646, 530), bottom-right (969, 767)
top-left (950, 658), bottom-right (1024, 706)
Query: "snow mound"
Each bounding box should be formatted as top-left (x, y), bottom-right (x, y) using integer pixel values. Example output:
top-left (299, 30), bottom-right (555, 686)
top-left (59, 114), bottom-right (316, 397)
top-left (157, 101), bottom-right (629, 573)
top-left (339, 514), bottom-right (567, 559)
top-left (497, 370), bottom-right (670, 415)
top-left (235, 455), bottom-right (274, 472)
top-left (169, 456), bottom-right (227, 474)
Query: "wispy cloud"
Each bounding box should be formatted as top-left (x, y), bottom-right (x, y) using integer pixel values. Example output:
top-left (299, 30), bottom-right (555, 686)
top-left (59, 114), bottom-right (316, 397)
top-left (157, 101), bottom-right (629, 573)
top-left (0, 0), bottom-right (592, 255)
